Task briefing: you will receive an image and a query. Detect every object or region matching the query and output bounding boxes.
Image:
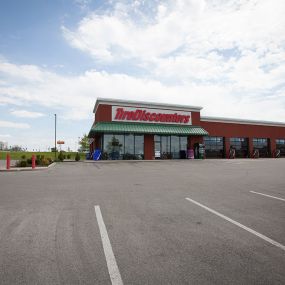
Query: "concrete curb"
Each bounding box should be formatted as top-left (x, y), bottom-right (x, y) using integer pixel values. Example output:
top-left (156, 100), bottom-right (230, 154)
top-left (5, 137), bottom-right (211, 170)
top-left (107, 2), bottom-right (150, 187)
top-left (82, 159), bottom-right (202, 163)
top-left (0, 162), bottom-right (56, 172)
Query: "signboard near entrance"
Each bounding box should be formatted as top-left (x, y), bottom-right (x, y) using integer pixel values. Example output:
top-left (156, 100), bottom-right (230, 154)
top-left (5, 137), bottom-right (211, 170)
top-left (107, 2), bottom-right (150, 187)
top-left (112, 106), bottom-right (192, 125)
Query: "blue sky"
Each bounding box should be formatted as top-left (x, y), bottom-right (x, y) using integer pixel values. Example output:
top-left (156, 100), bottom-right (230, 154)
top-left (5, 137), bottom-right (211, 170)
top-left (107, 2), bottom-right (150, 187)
top-left (0, 0), bottom-right (285, 150)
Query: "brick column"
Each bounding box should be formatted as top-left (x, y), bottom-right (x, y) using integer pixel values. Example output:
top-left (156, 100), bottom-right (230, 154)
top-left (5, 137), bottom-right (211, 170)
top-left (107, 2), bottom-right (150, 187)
top-left (270, 138), bottom-right (276, 158)
top-left (144, 134), bottom-right (154, 160)
top-left (224, 137), bottom-right (230, 158)
top-left (189, 136), bottom-right (203, 149)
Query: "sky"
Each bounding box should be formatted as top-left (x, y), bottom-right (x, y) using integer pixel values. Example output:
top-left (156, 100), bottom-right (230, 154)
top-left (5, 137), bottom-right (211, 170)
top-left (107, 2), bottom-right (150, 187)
top-left (0, 0), bottom-right (285, 151)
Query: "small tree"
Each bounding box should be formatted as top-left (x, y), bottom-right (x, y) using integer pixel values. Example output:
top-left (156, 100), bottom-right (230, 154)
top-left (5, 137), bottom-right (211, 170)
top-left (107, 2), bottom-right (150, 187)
top-left (75, 152), bottom-right (80, 161)
top-left (78, 134), bottom-right (89, 152)
top-left (58, 151), bottom-right (64, 162)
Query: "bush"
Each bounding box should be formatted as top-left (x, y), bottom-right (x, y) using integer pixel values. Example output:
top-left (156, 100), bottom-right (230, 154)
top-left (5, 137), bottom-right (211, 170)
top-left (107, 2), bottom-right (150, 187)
top-left (67, 154), bottom-right (71, 159)
top-left (41, 158), bottom-right (50, 166)
top-left (21, 154), bottom-right (26, 160)
top-left (16, 160), bottom-right (27, 167)
top-left (58, 151), bottom-right (64, 162)
top-left (75, 152), bottom-right (80, 161)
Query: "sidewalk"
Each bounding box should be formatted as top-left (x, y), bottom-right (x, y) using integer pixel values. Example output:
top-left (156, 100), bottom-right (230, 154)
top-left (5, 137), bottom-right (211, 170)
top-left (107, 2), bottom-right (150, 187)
top-left (0, 162), bottom-right (56, 172)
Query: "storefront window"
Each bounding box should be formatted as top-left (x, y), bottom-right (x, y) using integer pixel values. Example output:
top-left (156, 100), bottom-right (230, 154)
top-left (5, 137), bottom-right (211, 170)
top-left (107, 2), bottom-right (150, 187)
top-left (154, 135), bottom-right (188, 159)
top-left (103, 133), bottom-right (144, 160)
top-left (230, 137), bottom-right (249, 158)
top-left (161, 136), bottom-right (171, 158)
top-left (103, 134), bottom-right (124, 160)
top-left (171, 136), bottom-right (180, 159)
top-left (253, 138), bottom-right (269, 157)
top-left (124, 134), bottom-right (135, 159)
top-left (276, 139), bottom-right (285, 157)
top-left (134, 135), bottom-right (144, 159)
top-left (204, 136), bottom-right (224, 158)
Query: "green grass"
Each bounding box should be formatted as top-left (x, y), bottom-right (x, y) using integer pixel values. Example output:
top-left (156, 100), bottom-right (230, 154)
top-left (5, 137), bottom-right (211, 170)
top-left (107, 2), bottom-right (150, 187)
top-left (0, 151), bottom-right (86, 160)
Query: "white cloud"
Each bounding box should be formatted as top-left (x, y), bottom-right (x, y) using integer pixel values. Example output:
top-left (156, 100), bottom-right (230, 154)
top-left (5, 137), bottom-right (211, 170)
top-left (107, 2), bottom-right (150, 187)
top-left (0, 0), bottom-right (285, 126)
top-left (0, 134), bottom-right (11, 138)
top-left (0, 120), bottom-right (30, 129)
top-left (10, 109), bottom-right (45, 118)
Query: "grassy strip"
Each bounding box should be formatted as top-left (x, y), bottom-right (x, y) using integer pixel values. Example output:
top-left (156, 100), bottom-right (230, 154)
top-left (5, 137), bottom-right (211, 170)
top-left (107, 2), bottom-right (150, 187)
top-left (0, 151), bottom-right (86, 160)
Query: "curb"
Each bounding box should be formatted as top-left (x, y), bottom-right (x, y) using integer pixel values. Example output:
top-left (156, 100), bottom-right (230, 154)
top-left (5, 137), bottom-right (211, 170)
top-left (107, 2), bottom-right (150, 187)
top-left (0, 162), bottom-right (56, 172)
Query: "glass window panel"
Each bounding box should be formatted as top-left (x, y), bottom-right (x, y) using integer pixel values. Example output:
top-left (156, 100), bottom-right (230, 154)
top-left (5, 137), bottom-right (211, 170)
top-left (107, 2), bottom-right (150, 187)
top-left (134, 135), bottom-right (144, 159)
top-left (124, 134), bottom-right (134, 155)
top-left (180, 136), bottom-right (187, 151)
top-left (171, 136), bottom-right (180, 159)
top-left (103, 134), bottom-right (124, 160)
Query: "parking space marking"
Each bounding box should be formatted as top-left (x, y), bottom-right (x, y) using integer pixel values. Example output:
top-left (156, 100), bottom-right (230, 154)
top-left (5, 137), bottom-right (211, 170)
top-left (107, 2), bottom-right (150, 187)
top-left (94, 206), bottom-right (124, 285)
top-left (250, 191), bottom-right (285, 202)
top-left (185, 197), bottom-right (285, 251)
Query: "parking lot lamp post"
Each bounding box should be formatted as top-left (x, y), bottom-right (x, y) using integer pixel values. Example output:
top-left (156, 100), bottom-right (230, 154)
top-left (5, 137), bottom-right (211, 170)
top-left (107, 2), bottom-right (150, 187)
top-left (54, 114), bottom-right (57, 160)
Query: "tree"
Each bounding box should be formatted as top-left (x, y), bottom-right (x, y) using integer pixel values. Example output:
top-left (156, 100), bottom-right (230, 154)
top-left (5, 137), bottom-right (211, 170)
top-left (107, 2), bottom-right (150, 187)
top-left (79, 134), bottom-right (89, 152)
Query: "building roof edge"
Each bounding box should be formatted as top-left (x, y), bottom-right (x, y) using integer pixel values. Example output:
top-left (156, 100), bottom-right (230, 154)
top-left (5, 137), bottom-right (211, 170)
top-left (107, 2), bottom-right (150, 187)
top-left (93, 98), bottom-right (203, 113)
top-left (200, 116), bottom-right (285, 127)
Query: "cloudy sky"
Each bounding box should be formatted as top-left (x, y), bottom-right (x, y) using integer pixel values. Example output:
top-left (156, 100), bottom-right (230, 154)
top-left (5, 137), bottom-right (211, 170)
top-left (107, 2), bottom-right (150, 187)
top-left (0, 0), bottom-right (285, 150)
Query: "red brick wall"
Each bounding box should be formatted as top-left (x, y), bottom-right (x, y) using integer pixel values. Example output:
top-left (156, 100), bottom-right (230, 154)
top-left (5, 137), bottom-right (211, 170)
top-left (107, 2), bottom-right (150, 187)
top-left (200, 121), bottom-right (285, 157)
top-left (95, 105), bottom-right (112, 122)
top-left (191, 111), bottom-right (200, 125)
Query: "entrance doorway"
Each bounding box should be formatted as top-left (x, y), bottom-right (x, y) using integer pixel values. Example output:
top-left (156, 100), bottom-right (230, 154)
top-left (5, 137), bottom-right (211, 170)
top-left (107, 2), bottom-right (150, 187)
top-left (154, 135), bottom-right (187, 159)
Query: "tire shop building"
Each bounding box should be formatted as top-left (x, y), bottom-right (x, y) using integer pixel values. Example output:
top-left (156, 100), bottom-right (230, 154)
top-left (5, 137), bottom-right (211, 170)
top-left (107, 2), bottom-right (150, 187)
top-left (88, 98), bottom-right (285, 160)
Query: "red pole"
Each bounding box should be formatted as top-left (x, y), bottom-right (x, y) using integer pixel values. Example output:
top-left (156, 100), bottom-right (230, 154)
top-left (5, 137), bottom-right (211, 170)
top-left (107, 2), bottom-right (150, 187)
top-left (32, 155), bottom-right (36, 169)
top-left (6, 153), bottom-right (10, 170)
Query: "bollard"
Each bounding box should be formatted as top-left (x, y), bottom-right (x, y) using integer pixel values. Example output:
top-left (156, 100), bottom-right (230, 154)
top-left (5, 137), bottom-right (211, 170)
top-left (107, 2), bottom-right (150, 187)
top-left (6, 153), bottom-right (10, 170)
top-left (32, 155), bottom-right (36, 169)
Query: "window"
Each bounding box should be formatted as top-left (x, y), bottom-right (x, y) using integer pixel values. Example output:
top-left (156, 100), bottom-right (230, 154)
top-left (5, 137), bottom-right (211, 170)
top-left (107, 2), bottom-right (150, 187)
top-left (230, 138), bottom-right (249, 158)
top-left (171, 136), bottom-right (180, 159)
top-left (276, 139), bottom-right (285, 157)
top-left (134, 135), bottom-right (144, 159)
top-left (103, 133), bottom-right (144, 160)
top-left (154, 135), bottom-right (188, 159)
top-left (204, 136), bottom-right (224, 158)
top-left (253, 138), bottom-right (269, 157)
top-left (103, 134), bottom-right (124, 160)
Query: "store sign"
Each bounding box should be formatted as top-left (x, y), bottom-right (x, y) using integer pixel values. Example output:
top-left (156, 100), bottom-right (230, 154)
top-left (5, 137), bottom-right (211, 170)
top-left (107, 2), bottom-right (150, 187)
top-left (112, 106), bottom-right (192, 125)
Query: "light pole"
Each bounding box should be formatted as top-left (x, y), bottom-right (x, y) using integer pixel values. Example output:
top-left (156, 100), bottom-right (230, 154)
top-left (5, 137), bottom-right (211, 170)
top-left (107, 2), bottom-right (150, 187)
top-left (54, 114), bottom-right (57, 160)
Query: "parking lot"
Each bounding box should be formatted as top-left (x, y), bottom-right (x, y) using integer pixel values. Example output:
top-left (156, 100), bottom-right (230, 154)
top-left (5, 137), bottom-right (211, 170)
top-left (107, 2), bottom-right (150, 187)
top-left (0, 159), bottom-right (284, 284)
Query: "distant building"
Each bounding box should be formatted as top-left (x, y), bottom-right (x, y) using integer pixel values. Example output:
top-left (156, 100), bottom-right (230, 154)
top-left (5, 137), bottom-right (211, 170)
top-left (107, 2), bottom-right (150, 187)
top-left (0, 141), bottom-right (8, 150)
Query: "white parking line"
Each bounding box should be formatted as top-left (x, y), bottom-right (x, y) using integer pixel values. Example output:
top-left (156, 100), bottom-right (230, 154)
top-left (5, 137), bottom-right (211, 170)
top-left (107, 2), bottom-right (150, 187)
top-left (94, 205), bottom-right (124, 285)
top-left (185, 197), bottom-right (285, 251)
top-left (250, 191), bottom-right (285, 202)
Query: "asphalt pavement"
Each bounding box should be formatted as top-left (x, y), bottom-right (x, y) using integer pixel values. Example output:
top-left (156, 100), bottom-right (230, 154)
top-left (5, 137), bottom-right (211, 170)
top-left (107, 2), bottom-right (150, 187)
top-left (0, 159), bottom-right (284, 284)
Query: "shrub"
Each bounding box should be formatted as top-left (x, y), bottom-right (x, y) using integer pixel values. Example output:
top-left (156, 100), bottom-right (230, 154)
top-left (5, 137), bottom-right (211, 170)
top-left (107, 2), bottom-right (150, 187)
top-left (63, 155), bottom-right (66, 159)
top-left (41, 158), bottom-right (50, 166)
top-left (75, 152), bottom-right (80, 161)
top-left (16, 160), bottom-right (27, 167)
top-left (21, 155), bottom-right (26, 160)
top-left (67, 154), bottom-right (71, 159)
top-left (58, 151), bottom-right (64, 162)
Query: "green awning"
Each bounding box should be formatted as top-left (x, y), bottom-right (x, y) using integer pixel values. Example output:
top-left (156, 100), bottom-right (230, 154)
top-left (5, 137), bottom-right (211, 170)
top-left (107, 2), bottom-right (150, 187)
top-left (88, 122), bottom-right (208, 137)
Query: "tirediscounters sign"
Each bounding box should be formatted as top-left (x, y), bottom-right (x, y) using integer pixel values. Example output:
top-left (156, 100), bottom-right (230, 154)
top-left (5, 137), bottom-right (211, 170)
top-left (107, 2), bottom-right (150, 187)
top-left (112, 106), bottom-right (192, 125)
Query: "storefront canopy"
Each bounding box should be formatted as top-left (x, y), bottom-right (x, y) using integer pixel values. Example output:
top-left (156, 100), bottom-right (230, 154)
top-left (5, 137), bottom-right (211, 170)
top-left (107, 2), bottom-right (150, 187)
top-left (88, 122), bottom-right (208, 137)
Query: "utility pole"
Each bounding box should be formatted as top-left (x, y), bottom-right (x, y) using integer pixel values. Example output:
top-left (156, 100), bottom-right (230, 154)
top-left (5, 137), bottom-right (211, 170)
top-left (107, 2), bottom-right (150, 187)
top-left (54, 114), bottom-right (57, 160)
